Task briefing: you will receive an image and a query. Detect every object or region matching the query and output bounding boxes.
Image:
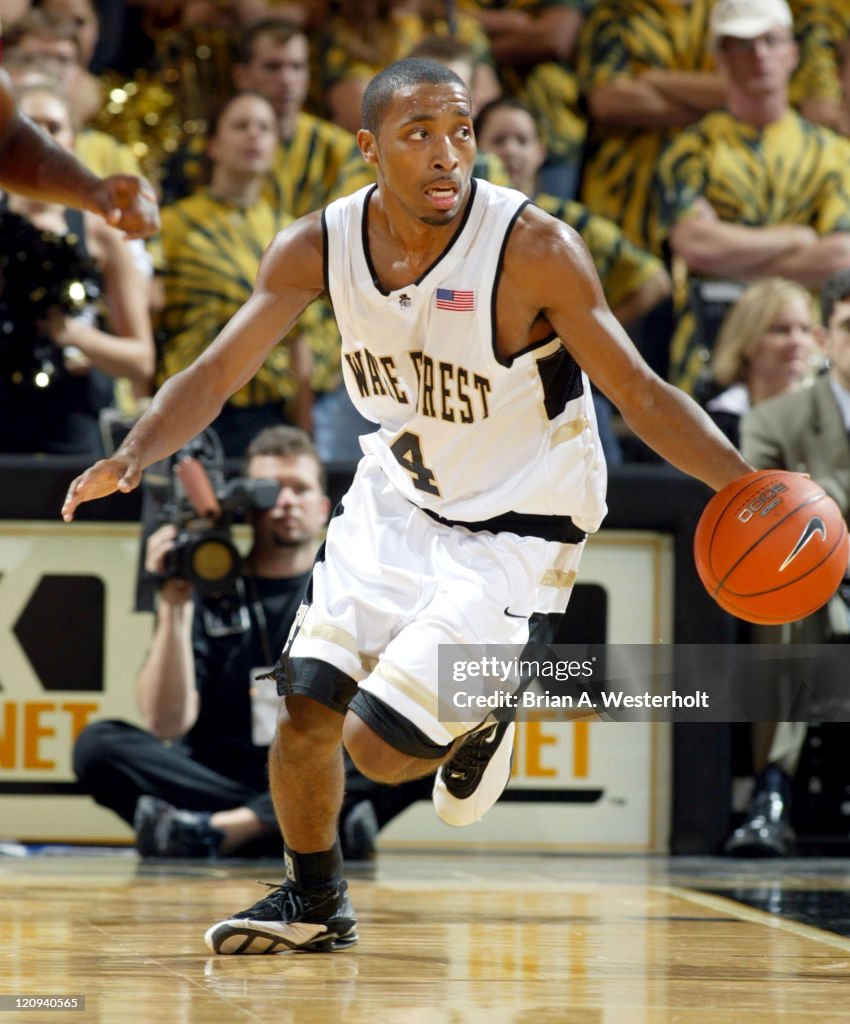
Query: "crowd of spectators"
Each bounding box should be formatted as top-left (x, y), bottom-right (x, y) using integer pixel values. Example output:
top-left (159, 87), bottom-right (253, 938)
top-left (1, 0), bottom-right (848, 464)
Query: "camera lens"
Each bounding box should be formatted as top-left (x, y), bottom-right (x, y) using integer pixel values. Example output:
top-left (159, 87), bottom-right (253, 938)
top-left (190, 538), bottom-right (238, 583)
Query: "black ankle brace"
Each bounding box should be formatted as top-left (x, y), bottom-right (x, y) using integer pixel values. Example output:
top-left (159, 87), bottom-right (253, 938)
top-left (283, 838), bottom-right (343, 890)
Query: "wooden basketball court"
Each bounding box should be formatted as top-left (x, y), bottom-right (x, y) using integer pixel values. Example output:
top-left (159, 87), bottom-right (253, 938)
top-left (4, 850), bottom-right (850, 1022)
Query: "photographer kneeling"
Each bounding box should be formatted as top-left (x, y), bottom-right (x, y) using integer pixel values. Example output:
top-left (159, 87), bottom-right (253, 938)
top-left (73, 426), bottom-right (359, 859)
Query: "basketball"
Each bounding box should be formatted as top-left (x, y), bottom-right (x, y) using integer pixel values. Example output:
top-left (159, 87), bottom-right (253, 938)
top-left (694, 470), bottom-right (849, 625)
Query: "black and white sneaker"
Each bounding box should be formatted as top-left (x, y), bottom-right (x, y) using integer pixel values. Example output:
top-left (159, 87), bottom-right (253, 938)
top-left (432, 720), bottom-right (515, 827)
top-left (204, 879), bottom-right (358, 954)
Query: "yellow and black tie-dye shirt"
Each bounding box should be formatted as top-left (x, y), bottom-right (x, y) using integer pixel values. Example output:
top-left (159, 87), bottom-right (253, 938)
top-left (156, 190), bottom-right (340, 408)
top-left (655, 109), bottom-right (850, 393)
top-left (577, 0), bottom-right (715, 252)
top-left (321, 10), bottom-right (492, 88)
top-left (790, 0), bottom-right (850, 111)
top-left (159, 111), bottom-right (363, 216)
top-left (310, 8), bottom-right (493, 118)
top-left (460, 0), bottom-right (589, 164)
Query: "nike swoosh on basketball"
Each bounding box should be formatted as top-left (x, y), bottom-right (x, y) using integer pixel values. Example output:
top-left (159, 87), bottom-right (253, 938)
top-left (778, 516), bottom-right (827, 572)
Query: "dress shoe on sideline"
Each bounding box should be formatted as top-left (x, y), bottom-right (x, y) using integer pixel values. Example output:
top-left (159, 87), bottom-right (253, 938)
top-left (722, 763), bottom-right (796, 858)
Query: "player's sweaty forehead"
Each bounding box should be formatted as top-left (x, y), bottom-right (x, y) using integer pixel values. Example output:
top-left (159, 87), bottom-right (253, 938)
top-left (384, 82), bottom-right (472, 129)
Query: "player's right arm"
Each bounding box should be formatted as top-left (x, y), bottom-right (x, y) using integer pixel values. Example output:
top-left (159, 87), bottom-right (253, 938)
top-left (62, 213), bottom-right (325, 521)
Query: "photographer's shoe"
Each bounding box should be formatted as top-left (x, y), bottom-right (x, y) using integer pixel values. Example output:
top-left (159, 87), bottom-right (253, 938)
top-left (204, 879), bottom-right (358, 954)
top-left (433, 720), bottom-right (514, 827)
top-left (134, 796), bottom-right (224, 859)
top-left (341, 799), bottom-right (378, 861)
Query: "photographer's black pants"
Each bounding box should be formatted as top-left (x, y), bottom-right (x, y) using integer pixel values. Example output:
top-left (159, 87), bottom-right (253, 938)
top-left (73, 719), bottom-right (281, 855)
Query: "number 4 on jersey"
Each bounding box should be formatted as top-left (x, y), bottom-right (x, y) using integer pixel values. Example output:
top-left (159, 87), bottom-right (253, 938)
top-left (389, 431), bottom-right (441, 495)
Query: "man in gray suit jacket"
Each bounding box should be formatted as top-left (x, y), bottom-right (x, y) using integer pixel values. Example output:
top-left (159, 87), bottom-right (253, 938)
top-left (726, 268), bottom-right (850, 856)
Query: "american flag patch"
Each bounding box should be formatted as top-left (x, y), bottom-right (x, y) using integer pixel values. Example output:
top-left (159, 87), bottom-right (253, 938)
top-left (435, 287), bottom-right (475, 311)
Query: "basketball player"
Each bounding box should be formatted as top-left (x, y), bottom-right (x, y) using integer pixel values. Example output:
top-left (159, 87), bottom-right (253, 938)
top-left (0, 66), bottom-right (158, 239)
top-left (61, 58), bottom-right (751, 954)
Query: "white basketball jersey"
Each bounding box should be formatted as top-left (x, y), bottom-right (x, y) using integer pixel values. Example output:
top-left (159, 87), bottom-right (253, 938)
top-left (322, 178), bottom-right (608, 532)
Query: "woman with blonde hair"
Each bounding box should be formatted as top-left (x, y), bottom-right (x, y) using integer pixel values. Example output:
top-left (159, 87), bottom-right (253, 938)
top-left (706, 278), bottom-right (821, 447)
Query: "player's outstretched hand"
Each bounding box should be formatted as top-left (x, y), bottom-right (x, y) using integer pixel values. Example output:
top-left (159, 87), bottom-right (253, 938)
top-left (90, 174), bottom-right (160, 239)
top-left (61, 456), bottom-right (142, 522)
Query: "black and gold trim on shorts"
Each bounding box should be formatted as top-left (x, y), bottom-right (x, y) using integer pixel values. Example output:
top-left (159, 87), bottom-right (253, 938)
top-left (349, 689), bottom-right (453, 760)
top-left (273, 655), bottom-right (359, 716)
top-left (420, 506), bottom-right (586, 544)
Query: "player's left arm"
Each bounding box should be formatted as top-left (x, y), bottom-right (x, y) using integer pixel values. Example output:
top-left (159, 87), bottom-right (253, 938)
top-left (62, 213), bottom-right (325, 520)
top-left (510, 207), bottom-right (751, 492)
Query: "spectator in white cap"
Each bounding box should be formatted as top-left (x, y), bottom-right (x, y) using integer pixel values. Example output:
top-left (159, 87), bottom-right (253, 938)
top-left (708, 0), bottom-right (792, 44)
top-left (654, 0), bottom-right (850, 395)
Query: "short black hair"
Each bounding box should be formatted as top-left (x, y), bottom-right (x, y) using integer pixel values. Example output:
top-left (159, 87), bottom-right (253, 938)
top-left (821, 268), bottom-right (850, 329)
top-left (361, 57), bottom-right (468, 134)
top-left (244, 426), bottom-right (326, 490)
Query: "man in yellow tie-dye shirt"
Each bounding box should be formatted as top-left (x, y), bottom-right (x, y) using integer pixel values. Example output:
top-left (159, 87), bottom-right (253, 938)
top-left (654, 0), bottom-right (850, 395)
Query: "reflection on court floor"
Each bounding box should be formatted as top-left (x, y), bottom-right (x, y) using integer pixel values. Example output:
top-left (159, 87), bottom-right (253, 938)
top-left (4, 851), bottom-right (850, 1022)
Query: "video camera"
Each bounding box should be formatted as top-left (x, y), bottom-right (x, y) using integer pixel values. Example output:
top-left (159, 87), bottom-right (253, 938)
top-left (157, 430), bottom-right (279, 600)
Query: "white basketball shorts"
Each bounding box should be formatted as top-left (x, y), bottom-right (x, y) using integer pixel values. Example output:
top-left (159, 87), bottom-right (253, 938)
top-left (284, 456), bottom-right (585, 751)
